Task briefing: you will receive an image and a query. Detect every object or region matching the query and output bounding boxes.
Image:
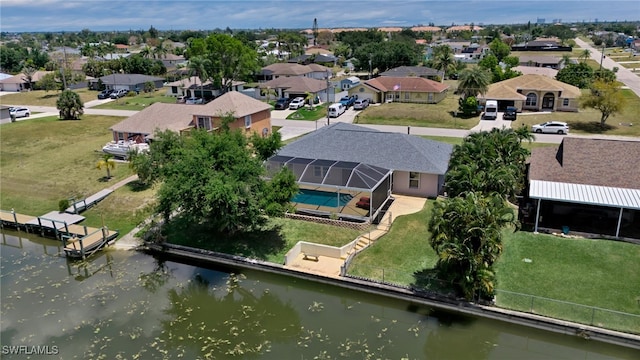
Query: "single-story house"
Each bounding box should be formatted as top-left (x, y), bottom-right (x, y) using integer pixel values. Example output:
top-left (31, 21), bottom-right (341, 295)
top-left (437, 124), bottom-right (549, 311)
top-left (525, 138), bottom-right (640, 239)
top-left (339, 76), bottom-right (360, 90)
top-left (258, 76), bottom-right (330, 102)
top-left (288, 53), bottom-right (337, 66)
top-left (90, 73), bottom-right (164, 92)
top-left (379, 66), bottom-right (444, 81)
top-left (164, 76), bottom-right (245, 99)
top-left (257, 63), bottom-right (330, 82)
top-left (348, 76), bottom-right (449, 104)
top-left (108, 91), bottom-right (272, 142)
top-left (511, 37), bottom-right (572, 52)
top-left (518, 55), bottom-right (564, 69)
top-left (0, 70), bottom-right (52, 92)
top-left (160, 53), bottom-right (186, 70)
top-left (478, 74), bottom-right (580, 112)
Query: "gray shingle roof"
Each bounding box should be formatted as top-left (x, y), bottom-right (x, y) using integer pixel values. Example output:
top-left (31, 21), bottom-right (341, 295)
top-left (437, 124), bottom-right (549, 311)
top-left (277, 123), bottom-right (453, 174)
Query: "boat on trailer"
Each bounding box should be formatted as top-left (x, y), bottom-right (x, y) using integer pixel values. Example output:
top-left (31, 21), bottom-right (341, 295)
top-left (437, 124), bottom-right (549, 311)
top-left (102, 140), bottom-right (149, 159)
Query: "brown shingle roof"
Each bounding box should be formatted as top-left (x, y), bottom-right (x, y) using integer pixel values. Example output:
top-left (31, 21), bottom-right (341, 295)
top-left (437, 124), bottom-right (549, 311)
top-left (364, 76), bottom-right (449, 93)
top-left (529, 138), bottom-right (640, 189)
top-left (259, 77), bottom-right (328, 93)
top-left (261, 63), bottom-right (328, 76)
top-left (198, 91), bottom-right (271, 118)
top-left (109, 103), bottom-right (195, 136)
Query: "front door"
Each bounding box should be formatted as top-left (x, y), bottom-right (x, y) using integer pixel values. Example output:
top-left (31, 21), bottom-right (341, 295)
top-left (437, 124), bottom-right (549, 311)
top-left (542, 93), bottom-right (555, 110)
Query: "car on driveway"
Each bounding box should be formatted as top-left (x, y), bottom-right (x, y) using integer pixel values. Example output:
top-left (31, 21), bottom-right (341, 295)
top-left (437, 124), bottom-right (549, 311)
top-left (109, 89), bottom-right (128, 99)
top-left (532, 121), bottom-right (569, 134)
top-left (353, 98), bottom-right (369, 110)
top-left (274, 98), bottom-right (291, 110)
top-left (288, 97), bottom-right (305, 110)
top-left (185, 97), bottom-right (204, 104)
top-left (97, 89), bottom-right (114, 99)
top-left (503, 106), bottom-right (517, 120)
top-left (9, 107), bottom-right (30, 118)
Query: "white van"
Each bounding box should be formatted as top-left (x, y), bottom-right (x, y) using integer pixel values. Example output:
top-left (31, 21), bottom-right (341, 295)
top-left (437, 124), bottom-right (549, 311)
top-left (484, 100), bottom-right (498, 120)
top-left (328, 103), bottom-right (345, 118)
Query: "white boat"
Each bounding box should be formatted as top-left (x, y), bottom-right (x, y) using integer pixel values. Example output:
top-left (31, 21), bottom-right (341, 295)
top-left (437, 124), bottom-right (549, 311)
top-left (102, 140), bottom-right (149, 158)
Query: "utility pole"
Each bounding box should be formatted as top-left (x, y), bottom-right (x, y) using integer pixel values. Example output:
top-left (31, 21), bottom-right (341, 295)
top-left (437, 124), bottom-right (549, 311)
top-left (369, 53), bottom-right (372, 80)
top-left (326, 72), bottom-right (331, 125)
top-left (599, 44), bottom-right (605, 71)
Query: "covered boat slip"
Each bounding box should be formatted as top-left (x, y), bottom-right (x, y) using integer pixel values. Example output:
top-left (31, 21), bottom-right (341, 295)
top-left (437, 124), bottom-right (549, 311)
top-left (266, 155), bottom-right (393, 222)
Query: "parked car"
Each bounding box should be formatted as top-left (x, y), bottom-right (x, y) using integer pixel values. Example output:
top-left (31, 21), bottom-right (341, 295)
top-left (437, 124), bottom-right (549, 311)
top-left (185, 97), bottom-right (203, 104)
top-left (339, 95), bottom-right (357, 108)
top-left (288, 97), bottom-right (305, 110)
top-left (353, 98), bottom-right (369, 110)
top-left (109, 89), bottom-right (128, 99)
top-left (532, 121), bottom-right (569, 134)
top-left (97, 89), bottom-right (114, 99)
top-left (274, 98), bottom-right (291, 110)
top-left (9, 107), bottom-right (30, 118)
top-left (483, 100), bottom-right (498, 120)
top-left (176, 95), bottom-right (186, 104)
top-left (328, 103), bottom-right (346, 118)
top-left (503, 106), bottom-right (517, 120)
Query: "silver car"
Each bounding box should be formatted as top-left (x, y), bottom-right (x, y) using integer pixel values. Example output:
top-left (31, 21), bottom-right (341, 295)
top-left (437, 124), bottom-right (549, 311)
top-left (9, 107), bottom-right (30, 118)
top-left (353, 98), bottom-right (369, 110)
top-left (532, 121), bottom-right (569, 134)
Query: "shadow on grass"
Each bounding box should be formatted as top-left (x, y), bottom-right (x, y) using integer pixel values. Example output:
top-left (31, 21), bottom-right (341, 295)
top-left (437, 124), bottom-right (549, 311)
top-left (158, 215), bottom-right (287, 261)
top-left (126, 180), bottom-right (151, 192)
top-left (40, 94), bottom-right (59, 99)
top-left (450, 111), bottom-right (478, 120)
top-left (411, 268), bottom-right (456, 297)
top-left (568, 121), bottom-right (614, 134)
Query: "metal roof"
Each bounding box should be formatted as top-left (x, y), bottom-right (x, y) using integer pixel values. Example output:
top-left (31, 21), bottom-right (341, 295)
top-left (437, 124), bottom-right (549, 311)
top-left (529, 180), bottom-right (640, 210)
top-left (266, 155), bottom-right (392, 192)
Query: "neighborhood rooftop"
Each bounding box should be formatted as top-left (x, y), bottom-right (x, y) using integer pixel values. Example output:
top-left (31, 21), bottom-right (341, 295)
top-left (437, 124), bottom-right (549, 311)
top-left (276, 122), bottom-right (453, 174)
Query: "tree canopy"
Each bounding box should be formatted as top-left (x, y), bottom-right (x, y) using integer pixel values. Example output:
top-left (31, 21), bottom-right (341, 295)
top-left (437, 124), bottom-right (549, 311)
top-left (580, 80), bottom-right (627, 127)
top-left (131, 128), bottom-right (296, 235)
top-left (56, 90), bottom-right (84, 120)
top-left (556, 62), bottom-right (594, 88)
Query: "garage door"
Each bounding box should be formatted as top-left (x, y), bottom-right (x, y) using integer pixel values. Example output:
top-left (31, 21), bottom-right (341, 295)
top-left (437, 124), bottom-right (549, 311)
top-left (357, 93), bottom-right (375, 103)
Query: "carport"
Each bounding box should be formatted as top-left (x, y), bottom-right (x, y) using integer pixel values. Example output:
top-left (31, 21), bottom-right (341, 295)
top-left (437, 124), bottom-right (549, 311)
top-left (265, 155), bottom-right (393, 221)
top-left (529, 180), bottom-right (640, 239)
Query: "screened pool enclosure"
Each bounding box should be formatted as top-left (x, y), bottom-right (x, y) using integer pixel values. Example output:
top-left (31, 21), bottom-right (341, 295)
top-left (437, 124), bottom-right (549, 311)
top-left (266, 155), bottom-right (393, 222)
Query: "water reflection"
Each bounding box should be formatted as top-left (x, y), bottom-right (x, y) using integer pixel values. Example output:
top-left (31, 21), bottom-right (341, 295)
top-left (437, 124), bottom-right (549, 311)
top-left (1, 230), bottom-right (638, 359)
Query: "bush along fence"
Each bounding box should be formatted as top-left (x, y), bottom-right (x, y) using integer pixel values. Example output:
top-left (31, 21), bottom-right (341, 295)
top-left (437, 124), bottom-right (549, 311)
top-left (342, 264), bottom-right (640, 335)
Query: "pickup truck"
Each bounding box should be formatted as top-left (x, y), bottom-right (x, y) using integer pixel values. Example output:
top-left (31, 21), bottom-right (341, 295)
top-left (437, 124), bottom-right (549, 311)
top-left (339, 95), bottom-right (357, 108)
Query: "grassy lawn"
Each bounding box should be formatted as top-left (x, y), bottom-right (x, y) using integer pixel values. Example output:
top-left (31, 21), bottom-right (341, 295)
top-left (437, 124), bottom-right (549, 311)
top-left (346, 200), bottom-right (640, 333)
top-left (0, 115), bottom-right (154, 236)
top-left (286, 104), bottom-right (328, 121)
top-left (161, 216), bottom-right (362, 264)
top-left (354, 96), bottom-right (479, 130)
top-left (421, 135), bottom-right (557, 150)
top-left (91, 90), bottom-right (177, 110)
top-left (1, 89), bottom-right (98, 107)
top-left (513, 89), bottom-right (640, 137)
top-left (347, 201), bottom-right (439, 286)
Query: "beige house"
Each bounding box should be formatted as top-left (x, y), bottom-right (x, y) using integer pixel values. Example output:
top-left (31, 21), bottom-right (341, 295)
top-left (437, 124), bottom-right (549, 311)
top-left (109, 91), bottom-right (272, 142)
top-left (478, 74), bottom-right (581, 112)
top-left (348, 76), bottom-right (449, 104)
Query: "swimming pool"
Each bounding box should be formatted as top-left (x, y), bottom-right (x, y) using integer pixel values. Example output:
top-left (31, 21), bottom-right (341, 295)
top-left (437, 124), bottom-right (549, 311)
top-left (292, 189), bottom-right (352, 208)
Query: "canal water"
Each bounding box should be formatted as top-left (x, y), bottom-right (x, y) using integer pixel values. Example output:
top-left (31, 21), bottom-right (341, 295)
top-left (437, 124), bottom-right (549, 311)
top-left (1, 230), bottom-right (639, 359)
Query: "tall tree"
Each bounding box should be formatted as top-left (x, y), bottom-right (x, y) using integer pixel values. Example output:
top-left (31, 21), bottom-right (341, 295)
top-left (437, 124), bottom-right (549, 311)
top-left (578, 49), bottom-right (592, 63)
top-left (457, 67), bottom-right (492, 99)
top-left (432, 46), bottom-right (457, 81)
top-left (21, 64), bottom-right (37, 91)
top-left (188, 34), bottom-right (258, 93)
top-left (187, 55), bottom-right (211, 100)
top-left (556, 62), bottom-right (594, 88)
top-left (56, 89), bottom-right (84, 120)
top-left (580, 80), bottom-right (627, 128)
top-left (429, 192), bottom-right (518, 300)
top-left (488, 39), bottom-right (511, 62)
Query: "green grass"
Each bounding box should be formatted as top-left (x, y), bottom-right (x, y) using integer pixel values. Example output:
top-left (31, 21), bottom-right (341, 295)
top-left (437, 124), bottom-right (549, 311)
top-left (347, 201), bottom-right (439, 286)
top-left (1, 89), bottom-right (98, 107)
top-left (421, 135), bottom-right (558, 150)
top-left (286, 104), bottom-right (328, 121)
top-left (513, 89), bottom-right (640, 137)
top-left (346, 201), bottom-right (640, 333)
top-left (91, 90), bottom-right (177, 110)
top-left (0, 115), bottom-right (154, 237)
top-left (162, 216), bottom-right (362, 264)
top-left (354, 96), bottom-right (478, 130)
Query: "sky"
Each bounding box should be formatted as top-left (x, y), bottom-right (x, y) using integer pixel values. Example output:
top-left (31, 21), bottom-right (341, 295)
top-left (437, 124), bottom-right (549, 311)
top-left (0, 0), bottom-right (638, 32)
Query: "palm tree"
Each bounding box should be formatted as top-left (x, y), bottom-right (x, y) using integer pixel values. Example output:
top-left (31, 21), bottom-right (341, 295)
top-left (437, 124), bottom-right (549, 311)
top-left (560, 54), bottom-right (573, 68)
top-left (21, 64), bottom-right (37, 91)
top-left (457, 67), bottom-right (492, 99)
top-left (140, 45), bottom-right (153, 59)
top-left (187, 56), bottom-right (211, 101)
top-left (578, 49), bottom-right (592, 63)
top-left (153, 43), bottom-right (168, 59)
top-left (432, 48), bottom-right (457, 81)
top-left (96, 153), bottom-right (116, 179)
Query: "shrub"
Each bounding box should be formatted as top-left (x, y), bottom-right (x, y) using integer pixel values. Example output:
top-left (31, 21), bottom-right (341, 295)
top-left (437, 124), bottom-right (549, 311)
top-left (58, 199), bottom-right (70, 212)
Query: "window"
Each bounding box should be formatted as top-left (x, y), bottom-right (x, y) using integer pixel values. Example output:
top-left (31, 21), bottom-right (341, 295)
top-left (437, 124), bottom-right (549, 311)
top-left (563, 98), bottom-right (569, 106)
top-left (404, 92), bottom-right (410, 100)
top-left (428, 93), bottom-right (433, 102)
top-left (395, 92), bottom-right (400, 100)
top-left (244, 115), bottom-right (252, 128)
top-left (117, 132), bottom-right (125, 141)
top-left (197, 116), bottom-right (212, 130)
top-left (525, 93), bottom-right (537, 107)
top-left (409, 172), bottom-right (420, 188)
top-left (314, 166), bottom-right (327, 178)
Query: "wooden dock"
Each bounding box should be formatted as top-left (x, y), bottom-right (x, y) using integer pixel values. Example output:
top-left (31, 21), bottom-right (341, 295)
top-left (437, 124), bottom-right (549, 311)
top-left (1, 208), bottom-right (119, 259)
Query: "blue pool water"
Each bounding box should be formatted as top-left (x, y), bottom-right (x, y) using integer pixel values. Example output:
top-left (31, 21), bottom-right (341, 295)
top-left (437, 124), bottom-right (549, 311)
top-left (292, 189), bottom-right (352, 207)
